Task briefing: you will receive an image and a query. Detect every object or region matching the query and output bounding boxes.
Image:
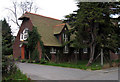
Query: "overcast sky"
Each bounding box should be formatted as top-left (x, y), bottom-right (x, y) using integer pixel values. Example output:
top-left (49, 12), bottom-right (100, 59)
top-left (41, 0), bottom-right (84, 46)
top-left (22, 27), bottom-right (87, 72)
top-left (0, 0), bottom-right (78, 36)
top-left (0, 0), bottom-right (119, 36)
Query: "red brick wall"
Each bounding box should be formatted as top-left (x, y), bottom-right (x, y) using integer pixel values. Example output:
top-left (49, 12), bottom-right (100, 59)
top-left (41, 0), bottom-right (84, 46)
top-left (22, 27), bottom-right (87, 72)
top-left (51, 54), bottom-right (56, 62)
top-left (13, 19), bottom-right (33, 59)
top-left (110, 51), bottom-right (118, 60)
top-left (81, 54), bottom-right (89, 60)
top-left (37, 42), bottom-right (42, 59)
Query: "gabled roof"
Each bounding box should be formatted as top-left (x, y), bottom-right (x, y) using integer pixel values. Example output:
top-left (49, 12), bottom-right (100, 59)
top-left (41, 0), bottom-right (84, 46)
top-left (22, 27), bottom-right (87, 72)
top-left (19, 12), bottom-right (63, 47)
top-left (53, 23), bottom-right (65, 35)
top-left (53, 23), bottom-right (72, 35)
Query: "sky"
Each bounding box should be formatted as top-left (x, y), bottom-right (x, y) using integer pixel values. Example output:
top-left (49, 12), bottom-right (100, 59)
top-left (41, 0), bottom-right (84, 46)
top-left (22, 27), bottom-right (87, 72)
top-left (0, 0), bottom-right (119, 36)
top-left (0, 0), bottom-right (78, 36)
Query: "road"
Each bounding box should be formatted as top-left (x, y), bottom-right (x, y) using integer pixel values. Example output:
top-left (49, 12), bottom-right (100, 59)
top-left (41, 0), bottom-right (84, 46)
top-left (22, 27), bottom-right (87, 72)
top-left (16, 62), bottom-right (118, 80)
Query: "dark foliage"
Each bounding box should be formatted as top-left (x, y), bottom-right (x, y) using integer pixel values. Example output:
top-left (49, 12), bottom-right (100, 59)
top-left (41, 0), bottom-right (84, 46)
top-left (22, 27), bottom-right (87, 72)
top-left (2, 19), bottom-right (13, 55)
top-left (2, 56), bottom-right (17, 80)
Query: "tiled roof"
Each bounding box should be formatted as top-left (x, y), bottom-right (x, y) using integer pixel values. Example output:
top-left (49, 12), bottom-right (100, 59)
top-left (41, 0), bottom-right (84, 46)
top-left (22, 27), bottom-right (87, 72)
top-left (19, 12), bottom-right (62, 21)
top-left (53, 23), bottom-right (66, 35)
top-left (19, 12), bottom-right (63, 47)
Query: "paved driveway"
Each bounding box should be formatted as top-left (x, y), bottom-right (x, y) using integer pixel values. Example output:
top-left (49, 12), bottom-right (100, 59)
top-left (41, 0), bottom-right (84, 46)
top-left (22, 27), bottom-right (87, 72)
top-left (16, 62), bottom-right (118, 80)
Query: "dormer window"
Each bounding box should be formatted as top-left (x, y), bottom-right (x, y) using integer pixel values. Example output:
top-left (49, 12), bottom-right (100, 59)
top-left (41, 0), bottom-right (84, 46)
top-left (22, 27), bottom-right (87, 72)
top-left (63, 33), bottom-right (69, 53)
top-left (20, 28), bottom-right (29, 41)
top-left (63, 33), bottom-right (68, 42)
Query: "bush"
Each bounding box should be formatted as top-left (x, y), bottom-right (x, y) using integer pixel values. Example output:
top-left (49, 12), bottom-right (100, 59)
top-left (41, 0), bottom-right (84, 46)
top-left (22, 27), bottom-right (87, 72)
top-left (2, 56), bottom-right (28, 80)
top-left (30, 49), bottom-right (40, 63)
top-left (20, 59), bottom-right (26, 63)
top-left (3, 69), bottom-right (28, 80)
top-left (112, 59), bottom-right (120, 63)
top-left (2, 56), bottom-right (17, 79)
top-left (14, 58), bottom-right (19, 61)
top-left (26, 59), bottom-right (31, 63)
top-left (40, 59), bottom-right (48, 64)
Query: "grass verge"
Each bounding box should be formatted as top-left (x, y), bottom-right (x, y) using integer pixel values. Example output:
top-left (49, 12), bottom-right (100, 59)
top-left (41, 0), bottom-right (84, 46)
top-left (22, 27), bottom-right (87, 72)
top-left (35, 60), bottom-right (102, 70)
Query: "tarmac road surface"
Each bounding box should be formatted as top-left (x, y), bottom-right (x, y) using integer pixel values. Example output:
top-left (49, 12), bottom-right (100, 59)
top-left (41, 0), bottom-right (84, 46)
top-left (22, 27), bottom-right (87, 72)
top-left (16, 62), bottom-right (118, 80)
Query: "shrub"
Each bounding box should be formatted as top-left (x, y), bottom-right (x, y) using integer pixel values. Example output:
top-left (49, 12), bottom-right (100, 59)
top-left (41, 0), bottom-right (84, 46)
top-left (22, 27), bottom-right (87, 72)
top-left (14, 58), bottom-right (19, 61)
top-left (2, 56), bottom-right (28, 80)
top-left (20, 59), bottom-right (26, 63)
top-left (26, 59), bottom-right (31, 63)
top-left (32, 49), bottom-right (40, 63)
top-left (112, 59), bottom-right (120, 63)
top-left (40, 59), bottom-right (48, 64)
top-left (2, 56), bottom-right (18, 79)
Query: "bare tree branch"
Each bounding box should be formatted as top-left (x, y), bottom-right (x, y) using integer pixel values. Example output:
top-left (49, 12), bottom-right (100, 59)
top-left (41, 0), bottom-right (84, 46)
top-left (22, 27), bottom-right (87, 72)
top-left (6, 0), bottom-right (39, 27)
top-left (29, 2), bottom-right (33, 12)
top-left (34, 6), bottom-right (38, 13)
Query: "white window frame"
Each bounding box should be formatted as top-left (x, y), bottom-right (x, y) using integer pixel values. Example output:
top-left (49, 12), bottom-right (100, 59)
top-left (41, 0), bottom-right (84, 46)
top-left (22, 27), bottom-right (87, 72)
top-left (20, 28), bottom-right (29, 41)
top-left (63, 33), bottom-right (69, 53)
top-left (50, 47), bottom-right (56, 54)
top-left (74, 49), bottom-right (79, 54)
top-left (83, 48), bottom-right (88, 53)
top-left (20, 33), bottom-right (23, 41)
top-left (23, 28), bottom-right (29, 33)
top-left (23, 33), bottom-right (28, 40)
top-left (63, 33), bottom-right (68, 42)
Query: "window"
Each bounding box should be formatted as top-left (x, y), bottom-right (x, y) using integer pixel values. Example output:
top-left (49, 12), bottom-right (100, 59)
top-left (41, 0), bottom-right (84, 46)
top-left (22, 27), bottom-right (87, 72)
top-left (23, 28), bottom-right (29, 40)
top-left (20, 33), bottom-right (23, 41)
top-left (23, 33), bottom-right (28, 40)
top-left (63, 33), bottom-right (69, 53)
top-left (74, 49), bottom-right (79, 54)
top-left (64, 45), bottom-right (69, 53)
top-left (83, 48), bottom-right (88, 53)
top-left (63, 33), bottom-right (68, 42)
top-left (23, 28), bottom-right (29, 33)
top-left (20, 28), bottom-right (29, 41)
top-left (50, 47), bottom-right (56, 54)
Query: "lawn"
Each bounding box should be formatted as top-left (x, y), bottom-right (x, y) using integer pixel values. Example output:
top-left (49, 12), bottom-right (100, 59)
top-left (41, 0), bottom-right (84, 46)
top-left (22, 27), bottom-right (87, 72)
top-left (40, 60), bottom-right (102, 70)
top-left (24, 59), bottom-right (119, 70)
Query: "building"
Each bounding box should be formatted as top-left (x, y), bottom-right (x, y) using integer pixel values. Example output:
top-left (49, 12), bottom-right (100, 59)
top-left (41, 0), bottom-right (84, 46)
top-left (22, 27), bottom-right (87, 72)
top-left (13, 12), bottom-right (88, 62)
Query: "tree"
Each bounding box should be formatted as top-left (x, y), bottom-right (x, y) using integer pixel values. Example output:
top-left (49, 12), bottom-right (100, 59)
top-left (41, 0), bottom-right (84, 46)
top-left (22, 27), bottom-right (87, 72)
top-left (64, 2), bottom-right (120, 66)
top-left (2, 19), bottom-right (13, 55)
top-left (6, 0), bottom-right (39, 27)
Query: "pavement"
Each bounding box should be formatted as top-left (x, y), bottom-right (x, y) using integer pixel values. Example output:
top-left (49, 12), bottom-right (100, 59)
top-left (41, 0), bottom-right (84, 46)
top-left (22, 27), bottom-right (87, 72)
top-left (16, 62), bottom-right (118, 80)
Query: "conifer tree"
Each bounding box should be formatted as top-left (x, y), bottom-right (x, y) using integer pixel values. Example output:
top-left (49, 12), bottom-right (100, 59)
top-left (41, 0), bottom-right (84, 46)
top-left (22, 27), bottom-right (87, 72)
top-left (2, 19), bottom-right (13, 55)
top-left (64, 2), bottom-right (120, 66)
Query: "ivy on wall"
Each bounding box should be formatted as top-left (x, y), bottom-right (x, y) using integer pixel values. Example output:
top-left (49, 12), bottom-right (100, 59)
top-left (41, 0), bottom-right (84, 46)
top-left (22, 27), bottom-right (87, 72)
top-left (26, 26), bottom-right (45, 62)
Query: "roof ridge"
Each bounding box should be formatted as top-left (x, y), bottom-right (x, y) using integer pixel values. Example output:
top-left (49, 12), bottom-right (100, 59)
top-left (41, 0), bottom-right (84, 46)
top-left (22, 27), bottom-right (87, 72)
top-left (25, 11), bottom-right (62, 21)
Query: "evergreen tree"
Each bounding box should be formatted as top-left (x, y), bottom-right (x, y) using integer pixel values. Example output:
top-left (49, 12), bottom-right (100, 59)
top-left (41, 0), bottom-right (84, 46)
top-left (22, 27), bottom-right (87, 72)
top-left (64, 2), bottom-right (120, 66)
top-left (2, 19), bottom-right (13, 55)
